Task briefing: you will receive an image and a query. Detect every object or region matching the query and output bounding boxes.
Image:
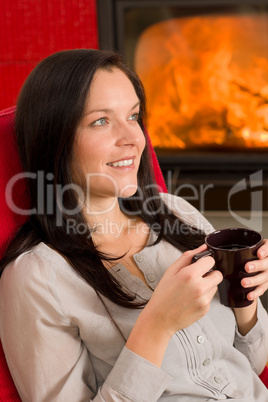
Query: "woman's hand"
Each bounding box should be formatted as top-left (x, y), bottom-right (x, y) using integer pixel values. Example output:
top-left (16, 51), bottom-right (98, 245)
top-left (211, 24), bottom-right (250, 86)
top-left (143, 244), bottom-right (223, 336)
top-left (242, 239), bottom-right (268, 301)
top-left (233, 239), bottom-right (268, 335)
top-left (126, 244), bottom-right (223, 367)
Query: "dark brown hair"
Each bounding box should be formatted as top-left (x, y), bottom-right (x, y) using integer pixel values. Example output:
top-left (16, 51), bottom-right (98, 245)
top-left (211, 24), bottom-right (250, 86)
top-left (0, 49), bottom-right (205, 307)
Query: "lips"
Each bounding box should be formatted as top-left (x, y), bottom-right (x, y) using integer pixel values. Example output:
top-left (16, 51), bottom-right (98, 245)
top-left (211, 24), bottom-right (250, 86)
top-left (107, 157), bottom-right (135, 167)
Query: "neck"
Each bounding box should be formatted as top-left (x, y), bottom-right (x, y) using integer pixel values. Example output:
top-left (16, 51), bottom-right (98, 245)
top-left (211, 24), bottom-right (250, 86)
top-left (81, 196), bottom-right (150, 269)
top-left (82, 197), bottom-right (130, 239)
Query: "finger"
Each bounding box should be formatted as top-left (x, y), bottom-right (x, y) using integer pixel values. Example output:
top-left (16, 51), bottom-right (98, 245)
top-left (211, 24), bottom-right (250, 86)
top-left (241, 271), bottom-right (268, 289)
top-left (166, 244), bottom-right (207, 275)
top-left (246, 283), bottom-right (268, 301)
top-left (178, 255), bottom-right (219, 287)
top-left (202, 267), bottom-right (223, 286)
top-left (257, 239), bottom-right (268, 259)
top-left (191, 254), bottom-right (216, 277)
top-left (193, 285), bottom-right (219, 312)
top-left (245, 256), bottom-right (268, 273)
top-left (206, 284), bottom-right (220, 302)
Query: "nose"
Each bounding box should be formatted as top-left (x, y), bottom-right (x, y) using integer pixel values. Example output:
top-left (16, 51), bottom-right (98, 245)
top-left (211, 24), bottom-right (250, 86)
top-left (115, 120), bottom-right (144, 148)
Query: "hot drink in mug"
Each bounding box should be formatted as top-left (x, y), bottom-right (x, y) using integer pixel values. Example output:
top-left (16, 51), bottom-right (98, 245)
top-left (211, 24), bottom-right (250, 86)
top-left (193, 228), bottom-right (263, 308)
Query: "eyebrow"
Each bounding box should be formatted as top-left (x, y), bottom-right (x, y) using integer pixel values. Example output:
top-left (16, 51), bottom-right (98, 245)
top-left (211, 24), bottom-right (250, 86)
top-left (83, 101), bottom-right (141, 117)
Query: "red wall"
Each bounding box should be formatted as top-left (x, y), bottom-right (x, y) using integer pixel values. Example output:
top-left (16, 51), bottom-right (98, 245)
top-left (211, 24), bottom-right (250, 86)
top-left (0, 0), bottom-right (99, 110)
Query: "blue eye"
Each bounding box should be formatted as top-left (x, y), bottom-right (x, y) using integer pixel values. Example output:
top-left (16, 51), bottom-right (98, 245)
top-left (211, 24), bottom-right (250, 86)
top-left (128, 113), bottom-right (139, 121)
top-left (91, 117), bottom-right (108, 126)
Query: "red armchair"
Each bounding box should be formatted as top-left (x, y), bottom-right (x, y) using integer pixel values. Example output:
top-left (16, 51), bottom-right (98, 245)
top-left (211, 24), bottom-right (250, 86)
top-left (0, 106), bottom-right (267, 400)
top-left (0, 106), bottom-right (168, 400)
top-left (0, 106), bottom-right (27, 400)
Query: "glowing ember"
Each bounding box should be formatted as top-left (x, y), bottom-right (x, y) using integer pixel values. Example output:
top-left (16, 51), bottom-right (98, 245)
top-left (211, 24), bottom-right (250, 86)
top-left (135, 14), bottom-right (268, 150)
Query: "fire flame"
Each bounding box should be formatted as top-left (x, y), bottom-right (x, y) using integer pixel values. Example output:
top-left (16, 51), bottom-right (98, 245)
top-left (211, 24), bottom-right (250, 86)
top-left (135, 14), bottom-right (268, 150)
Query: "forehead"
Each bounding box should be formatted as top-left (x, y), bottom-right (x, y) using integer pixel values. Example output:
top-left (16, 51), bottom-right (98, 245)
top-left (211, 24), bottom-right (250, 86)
top-left (92, 67), bottom-right (131, 85)
top-left (85, 68), bottom-right (138, 106)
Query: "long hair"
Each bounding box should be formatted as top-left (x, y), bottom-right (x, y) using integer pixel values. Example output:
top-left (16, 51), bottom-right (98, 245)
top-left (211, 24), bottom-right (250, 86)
top-left (0, 49), bottom-right (205, 308)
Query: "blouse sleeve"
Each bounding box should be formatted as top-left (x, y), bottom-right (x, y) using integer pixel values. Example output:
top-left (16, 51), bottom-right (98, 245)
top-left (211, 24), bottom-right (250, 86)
top-left (234, 299), bottom-right (268, 375)
top-left (0, 251), bottom-right (172, 402)
top-left (160, 192), bottom-right (215, 235)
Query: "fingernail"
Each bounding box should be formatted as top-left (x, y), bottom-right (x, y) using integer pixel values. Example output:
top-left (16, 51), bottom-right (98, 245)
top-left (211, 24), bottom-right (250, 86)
top-left (259, 250), bottom-right (266, 258)
top-left (244, 279), bottom-right (251, 287)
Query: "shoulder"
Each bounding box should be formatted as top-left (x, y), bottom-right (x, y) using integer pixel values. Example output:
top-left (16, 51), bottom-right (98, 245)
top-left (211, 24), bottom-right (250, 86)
top-left (0, 242), bottom-right (88, 304)
top-left (159, 192), bottom-right (214, 234)
top-left (0, 242), bottom-right (97, 320)
top-left (1, 242), bottom-right (69, 284)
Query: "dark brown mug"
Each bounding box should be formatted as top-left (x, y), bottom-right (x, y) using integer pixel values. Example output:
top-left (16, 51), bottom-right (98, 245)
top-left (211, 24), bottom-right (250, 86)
top-left (192, 228), bottom-right (263, 308)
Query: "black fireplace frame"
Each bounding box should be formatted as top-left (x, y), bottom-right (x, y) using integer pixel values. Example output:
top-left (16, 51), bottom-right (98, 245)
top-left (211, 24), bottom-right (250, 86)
top-left (96, 0), bottom-right (268, 212)
top-left (97, 0), bottom-right (268, 63)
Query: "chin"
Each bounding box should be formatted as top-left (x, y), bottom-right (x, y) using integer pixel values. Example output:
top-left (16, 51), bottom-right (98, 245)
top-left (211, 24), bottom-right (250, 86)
top-left (119, 183), bottom-right (138, 199)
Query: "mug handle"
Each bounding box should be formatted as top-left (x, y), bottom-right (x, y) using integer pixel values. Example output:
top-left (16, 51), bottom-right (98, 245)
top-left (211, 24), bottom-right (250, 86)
top-left (192, 250), bottom-right (215, 276)
top-left (192, 250), bottom-right (212, 263)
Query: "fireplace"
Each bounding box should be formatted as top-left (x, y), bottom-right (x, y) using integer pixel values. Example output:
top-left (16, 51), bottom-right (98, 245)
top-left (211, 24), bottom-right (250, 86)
top-left (96, 0), bottom-right (268, 211)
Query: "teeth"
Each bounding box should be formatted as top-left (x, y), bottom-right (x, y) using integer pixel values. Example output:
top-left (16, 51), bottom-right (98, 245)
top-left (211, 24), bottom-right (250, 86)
top-left (108, 159), bottom-right (133, 167)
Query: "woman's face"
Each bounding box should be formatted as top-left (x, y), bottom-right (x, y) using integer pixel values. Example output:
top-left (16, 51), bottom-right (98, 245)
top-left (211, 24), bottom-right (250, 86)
top-left (71, 67), bottom-right (146, 210)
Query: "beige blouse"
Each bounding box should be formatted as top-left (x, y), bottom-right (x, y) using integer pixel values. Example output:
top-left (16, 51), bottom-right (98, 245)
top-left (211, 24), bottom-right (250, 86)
top-left (0, 193), bottom-right (268, 401)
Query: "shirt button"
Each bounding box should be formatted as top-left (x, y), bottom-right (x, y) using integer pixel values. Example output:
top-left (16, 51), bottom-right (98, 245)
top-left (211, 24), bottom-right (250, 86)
top-left (147, 274), bottom-right (155, 282)
top-left (202, 358), bottom-right (210, 366)
top-left (136, 254), bottom-right (143, 262)
top-left (214, 376), bottom-right (222, 384)
top-left (197, 335), bottom-right (206, 344)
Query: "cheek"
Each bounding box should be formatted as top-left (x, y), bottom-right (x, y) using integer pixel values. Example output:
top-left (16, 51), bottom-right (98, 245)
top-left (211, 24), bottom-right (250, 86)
top-left (88, 175), bottom-right (119, 194)
top-left (142, 136), bottom-right (146, 152)
top-left (72, 140), bottom-right (101, 173)
top-left (139, 132), bottom-right (146, 154)
top-left (71, 144), bottom-right (95, 187)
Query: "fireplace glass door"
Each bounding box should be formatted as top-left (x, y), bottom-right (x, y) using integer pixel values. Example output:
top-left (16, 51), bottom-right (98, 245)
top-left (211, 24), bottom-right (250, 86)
top-left (115, 2), bottom-right (268, 153)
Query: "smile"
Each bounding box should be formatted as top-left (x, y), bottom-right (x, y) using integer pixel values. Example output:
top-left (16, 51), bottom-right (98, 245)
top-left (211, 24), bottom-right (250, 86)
top-left (107, 159), bottom-right (134, 167)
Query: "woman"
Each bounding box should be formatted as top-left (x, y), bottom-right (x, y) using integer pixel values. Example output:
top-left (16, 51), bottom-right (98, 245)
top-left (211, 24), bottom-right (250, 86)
top-left (0, 49), bottom-right (267, 401)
